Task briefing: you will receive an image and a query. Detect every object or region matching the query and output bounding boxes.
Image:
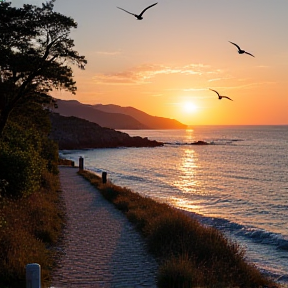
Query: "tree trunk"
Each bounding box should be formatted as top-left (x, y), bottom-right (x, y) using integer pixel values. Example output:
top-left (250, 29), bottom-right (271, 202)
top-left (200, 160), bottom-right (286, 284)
top-left (0, 108), bottom-right (11, 138)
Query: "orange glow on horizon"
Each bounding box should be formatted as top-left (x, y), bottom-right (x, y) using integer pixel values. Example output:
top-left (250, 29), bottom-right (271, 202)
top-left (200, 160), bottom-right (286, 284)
top-left (50, 1), bottom-right (288, 126)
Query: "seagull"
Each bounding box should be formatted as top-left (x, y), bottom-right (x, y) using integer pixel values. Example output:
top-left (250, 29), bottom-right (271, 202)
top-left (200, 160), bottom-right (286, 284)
top-left (209, 89), bottom-right (233, 101)
top-left (117, 3), bottom-right (158, 20)
top-left (229, 41), bottom-right (255, 57)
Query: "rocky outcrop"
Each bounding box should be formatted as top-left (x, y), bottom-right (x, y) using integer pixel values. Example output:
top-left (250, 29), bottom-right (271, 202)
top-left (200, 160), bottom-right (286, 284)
top-left (191, 141), bottom-right (210, 145)
top-left (49, 113), bottom-right (163, 150)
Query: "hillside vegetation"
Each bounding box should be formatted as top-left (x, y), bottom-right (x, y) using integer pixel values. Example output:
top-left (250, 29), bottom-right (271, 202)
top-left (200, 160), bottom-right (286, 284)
top-left (0, 1), bottom-right (84, 286)
top-left (0, 105), bottom-right (64, 288)
top-left (79, 170), bottom-right (278, 288)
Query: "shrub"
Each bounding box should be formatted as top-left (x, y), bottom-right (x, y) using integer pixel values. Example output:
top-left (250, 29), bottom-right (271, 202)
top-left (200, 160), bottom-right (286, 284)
top-left (79, 170), bottom-right (278, 288)
top-left (41, 138), bottom-right (59, 175)
top-left (0, 117), bottom-right (57, 198)
top-left (58, 157), bottom-right (74, 166)
top-left (157, 255), bottom-right (202, 288)
top-left (0, 222), bottom-right (50, 287)
top-left (0, 172), bottom-right (63, 288)
top-left (0, 108), bottom-right (64, 287)
top-left (0, 144), bottom-right (45, 198)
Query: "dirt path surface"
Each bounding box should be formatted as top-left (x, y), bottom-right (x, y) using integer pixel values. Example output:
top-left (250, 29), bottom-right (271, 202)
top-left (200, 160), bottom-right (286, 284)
top-left (50, 166), bottom-right (158, 288)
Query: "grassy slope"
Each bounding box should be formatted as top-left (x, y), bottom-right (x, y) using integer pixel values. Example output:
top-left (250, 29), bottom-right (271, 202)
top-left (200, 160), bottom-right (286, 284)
top-left (0, 171), bottom-right (65, 288)
top-left (79, 169), bottom-right (278, 288)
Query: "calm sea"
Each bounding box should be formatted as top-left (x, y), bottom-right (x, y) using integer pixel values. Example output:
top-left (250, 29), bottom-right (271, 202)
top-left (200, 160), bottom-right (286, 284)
top-left (60, 126), bottom-right (288, 285)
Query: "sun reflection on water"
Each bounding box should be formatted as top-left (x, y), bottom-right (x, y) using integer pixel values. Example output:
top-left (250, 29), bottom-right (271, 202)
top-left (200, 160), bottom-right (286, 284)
top-left (184, 128), bottom-right (194, 143)
top-left (169, 197), bottom-right (203, 214)
top-left (173, 148), bottom-right (199, 193)
top-left (168, 144), bottom-right (205, 212)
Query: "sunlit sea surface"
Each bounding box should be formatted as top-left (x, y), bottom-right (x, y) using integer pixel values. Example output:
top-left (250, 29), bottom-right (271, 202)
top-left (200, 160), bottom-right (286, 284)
top-left (60, 126), bottom-right (288, 285)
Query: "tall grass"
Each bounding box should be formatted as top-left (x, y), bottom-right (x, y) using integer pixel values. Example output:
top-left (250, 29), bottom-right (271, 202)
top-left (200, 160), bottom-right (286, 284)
top-left (58, 157), bottom-right (75, 166)
top-left (0, 171), bottom-right (65, 288)
top-left (79, 170), bottom-right (278, 288)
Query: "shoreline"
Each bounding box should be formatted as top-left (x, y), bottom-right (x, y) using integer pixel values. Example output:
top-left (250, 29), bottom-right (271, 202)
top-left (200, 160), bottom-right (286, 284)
top-left (78, 168), bottom-right (279, 288)
top-left (59, 126), bottom-right (288, 285)
top-left (84, 168), bottom-right (288, 287)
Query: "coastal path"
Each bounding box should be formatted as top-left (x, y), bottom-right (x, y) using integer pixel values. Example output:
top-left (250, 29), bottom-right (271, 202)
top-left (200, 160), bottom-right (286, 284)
top-left (50, 166), bottom-right (158, 288)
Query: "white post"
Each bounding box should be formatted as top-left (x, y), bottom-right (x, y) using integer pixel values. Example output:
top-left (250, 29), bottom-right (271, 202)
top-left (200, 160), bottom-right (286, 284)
top-left (26, 263), bottom-right (41, 288)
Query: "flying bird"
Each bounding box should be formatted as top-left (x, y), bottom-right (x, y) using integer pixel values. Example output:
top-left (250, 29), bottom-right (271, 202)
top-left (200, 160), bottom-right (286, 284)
top-left (229, 41), bottom-right (255, 57)
top-left (209, 89), bottom-right (233, 101)
top-left (117, 3), bottom-right (158, 20)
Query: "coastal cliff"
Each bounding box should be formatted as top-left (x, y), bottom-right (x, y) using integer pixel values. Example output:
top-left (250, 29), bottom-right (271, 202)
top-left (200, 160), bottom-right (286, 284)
top-left (49, 113), bottom-right (163, 150)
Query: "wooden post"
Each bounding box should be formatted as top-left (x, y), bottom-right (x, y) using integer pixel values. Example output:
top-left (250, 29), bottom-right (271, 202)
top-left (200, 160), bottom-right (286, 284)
top-left (79, 156), bottom-right (84, 171)
top-left (102, 172), bottom-right (107, 184)
top-left (26, 263), bottom-right (41, 288)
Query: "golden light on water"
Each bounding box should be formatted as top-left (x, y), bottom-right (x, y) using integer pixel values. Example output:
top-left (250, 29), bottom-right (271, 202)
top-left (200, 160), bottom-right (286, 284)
top-left (169, 197), bottom-right (202, 213)
top-left (184, 128), bottom-right (194, 142)
top-left (173, 149), bottom-right (199, 193)
top-left (168, 136), bottom-right (207, 212)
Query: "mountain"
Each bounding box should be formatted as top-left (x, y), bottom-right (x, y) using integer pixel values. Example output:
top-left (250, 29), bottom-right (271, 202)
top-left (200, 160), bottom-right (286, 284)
top-left (49, 113), bottom-right (163, 150)
top-left (55, 100), bottom-right (147, 129)
top-left (54, 99), bottom-right (187, 129)
top-left (93, 104), bottom-right (187, 129)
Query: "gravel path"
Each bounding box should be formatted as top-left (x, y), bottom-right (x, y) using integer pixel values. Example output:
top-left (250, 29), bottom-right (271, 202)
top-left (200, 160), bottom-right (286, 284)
top-left (50, 166), bottom-right (158, 288)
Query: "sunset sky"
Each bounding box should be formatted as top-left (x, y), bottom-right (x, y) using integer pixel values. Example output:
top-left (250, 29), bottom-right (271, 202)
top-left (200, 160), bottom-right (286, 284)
top-left (10, 0), bottom-right (288, 125)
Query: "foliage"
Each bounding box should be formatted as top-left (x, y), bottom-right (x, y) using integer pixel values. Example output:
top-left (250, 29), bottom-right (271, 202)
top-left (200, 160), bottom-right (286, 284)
top-left (0, 0), bottom-right (87, 136)
top-left (79, 170), bottom-right (278, 288)
top-left (0, 142), bottom-right (45, 198)
top-left (0, 101), bottom-right (59, 197)
top-left (0, 92), bottom-right (63, 286)
top-left (157, 255), bottom-right (202, 288)
top-left (9, 103), bottom-right (59, 175)
top-left (0, 109), bottom-right (58, 198)
top-left (0, 172), bottom-right (64, 288)
top-left (0, 1), bottom-right (83, 285)
top-left (0, 106), bottom-right (64, 286)
top-left (58, 157), bottom-right (75, 166)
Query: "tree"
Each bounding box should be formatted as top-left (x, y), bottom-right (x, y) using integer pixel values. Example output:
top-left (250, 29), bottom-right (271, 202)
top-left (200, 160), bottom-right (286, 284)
top-left (0, 0), bottom-right (87, 136)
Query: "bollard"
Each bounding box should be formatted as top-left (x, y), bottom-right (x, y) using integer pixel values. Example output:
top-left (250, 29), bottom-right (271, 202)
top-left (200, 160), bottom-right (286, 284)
top-left (79, 156), bottom-right (84, 171)
top-left (102, 172), bottom-right (107, 184)
top-left (26, 263), bottom-right (41, 288)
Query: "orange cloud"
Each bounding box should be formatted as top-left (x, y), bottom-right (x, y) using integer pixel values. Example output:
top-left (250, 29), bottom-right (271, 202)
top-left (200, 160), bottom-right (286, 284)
top-left (94, 50), bottom-right (122, 56)
top-left (212, 81), bottom-right (276, 91)
top-left (208, 77), bottom-right (233, 82)
top-left (92, 63), bottom-right (216, 85)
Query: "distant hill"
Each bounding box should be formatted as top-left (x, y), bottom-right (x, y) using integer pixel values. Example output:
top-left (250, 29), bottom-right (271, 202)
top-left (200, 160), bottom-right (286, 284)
top-left (93, 104), bottom-right (187, 129)
top-left (55, 99), bottom-right (187, 130)
top-left (49, 113), bottom-right (163, 150)
top-left (54, 100), bottom-right (147, 129)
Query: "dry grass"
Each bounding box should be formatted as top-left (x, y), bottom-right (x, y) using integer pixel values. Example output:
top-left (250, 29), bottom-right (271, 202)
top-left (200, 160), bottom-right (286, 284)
top-left (58, 157), bottom-right (75, 166)
top-left (0, 171), bottom-right (65, 288)
top-left (79, 169), bottom-right (279, 288)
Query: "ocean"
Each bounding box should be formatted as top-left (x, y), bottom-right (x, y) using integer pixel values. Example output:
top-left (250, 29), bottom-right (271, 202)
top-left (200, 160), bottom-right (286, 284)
top-left (60, 125), bottom-right (288, 285)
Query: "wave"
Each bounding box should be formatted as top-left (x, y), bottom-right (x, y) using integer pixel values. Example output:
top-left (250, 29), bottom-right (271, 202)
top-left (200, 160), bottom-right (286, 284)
top-left (183, 211), bottom-right (288, 251)
top-left (86, 164), bottom-right (288, 253)
top-left (237, 228), bottom-right (288, 251)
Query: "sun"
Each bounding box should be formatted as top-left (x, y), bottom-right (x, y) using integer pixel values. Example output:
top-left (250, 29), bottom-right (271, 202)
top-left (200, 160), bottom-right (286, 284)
top-left (183, 102), bottom-right (198, 113)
